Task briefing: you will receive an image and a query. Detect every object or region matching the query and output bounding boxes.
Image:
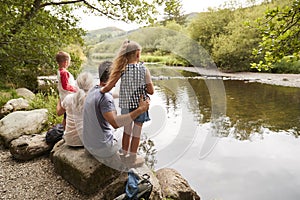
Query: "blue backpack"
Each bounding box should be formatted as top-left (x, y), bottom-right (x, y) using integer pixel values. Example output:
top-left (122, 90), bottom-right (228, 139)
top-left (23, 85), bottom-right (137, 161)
top-left (114, 168), bottom-right (153, 200)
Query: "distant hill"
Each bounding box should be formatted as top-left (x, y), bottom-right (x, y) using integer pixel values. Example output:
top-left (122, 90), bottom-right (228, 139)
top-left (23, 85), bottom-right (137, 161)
top-left (185, 12), bottom-right (199, 22)
top-left (84, 26), bottom-right (126, 45)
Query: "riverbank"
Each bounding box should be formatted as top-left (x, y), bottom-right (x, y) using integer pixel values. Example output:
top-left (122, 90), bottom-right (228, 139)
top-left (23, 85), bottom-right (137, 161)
top-left (173, 66), bottom-right (300, 88)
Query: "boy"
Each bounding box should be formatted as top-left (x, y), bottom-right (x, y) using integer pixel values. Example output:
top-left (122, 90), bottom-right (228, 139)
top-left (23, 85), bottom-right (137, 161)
top-left (56, 51), bottom-right (77, 129)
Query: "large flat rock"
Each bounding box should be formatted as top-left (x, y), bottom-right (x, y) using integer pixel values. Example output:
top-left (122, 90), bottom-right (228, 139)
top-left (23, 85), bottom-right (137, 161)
top-left (0, 109), bottom-right (48, 147)
top-left (50, 141), bottom-right (163, 199)
top-left (50, 141), bottom-right (122, 195)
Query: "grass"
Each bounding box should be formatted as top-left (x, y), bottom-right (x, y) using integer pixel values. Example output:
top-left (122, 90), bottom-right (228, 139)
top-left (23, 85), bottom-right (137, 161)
top-left (0, 89), bottom-right (19, 108)
top-left (29, 92), bottom-right (63, 128)
top-left (141, 55), bottom-right (190, 66)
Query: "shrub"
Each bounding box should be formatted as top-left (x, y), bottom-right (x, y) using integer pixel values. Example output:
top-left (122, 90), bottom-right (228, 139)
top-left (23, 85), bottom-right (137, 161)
top-left (271, 59), bottom-right (300, 74)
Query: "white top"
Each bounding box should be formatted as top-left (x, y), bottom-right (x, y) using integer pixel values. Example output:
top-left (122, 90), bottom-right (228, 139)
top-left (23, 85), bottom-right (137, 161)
top-left (61, 93), bottom-right (83, 147)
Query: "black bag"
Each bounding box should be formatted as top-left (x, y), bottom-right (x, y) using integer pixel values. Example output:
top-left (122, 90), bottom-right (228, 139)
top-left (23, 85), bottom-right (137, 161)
top-left (114, 169), bottom-right (153, 200)
top-left (45, 124), bottom-right (64, 145)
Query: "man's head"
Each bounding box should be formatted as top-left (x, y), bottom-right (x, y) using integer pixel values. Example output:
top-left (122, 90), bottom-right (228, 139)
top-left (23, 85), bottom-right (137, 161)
top-left (98, 61), bottom-right (112, 84)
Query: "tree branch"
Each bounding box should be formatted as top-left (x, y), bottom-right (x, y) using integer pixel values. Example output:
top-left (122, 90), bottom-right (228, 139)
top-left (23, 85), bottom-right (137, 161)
top-left (40, 0), bottom-right (84, 8)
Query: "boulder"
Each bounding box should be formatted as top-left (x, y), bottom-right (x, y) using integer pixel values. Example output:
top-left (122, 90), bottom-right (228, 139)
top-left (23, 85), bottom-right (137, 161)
top-left (9, 132), bottom-right (52, 160)
top-left (133, 165), bottom-right (163, 200)
top-left (106, 165), bottom-right (163, 200)
top-left (50, 141), bottom-right (121, 195)
top-left (156, 168), bottom-right (200, 200)
top-left (0, 98), bottom-right (30, 118)
top-left (0, 109), bottom-right (48, 147)
top-left (50, 142), bottom-right (163, 199)
top-left (16, 88), bottom-right (35, 100)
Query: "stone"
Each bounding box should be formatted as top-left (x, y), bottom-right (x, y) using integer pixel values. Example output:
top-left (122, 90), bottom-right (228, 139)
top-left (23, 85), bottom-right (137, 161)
top-left (156, 168), bottom-right (200, 200)
top-left (133, 165), bottom-right (163, 200)
top-left (0, 109), bottom-right (48, 147)
top-left (16, 88), bottom-right (35, 100)
top-left (50, 141), bottom-right (121, 195)
top-left (9, 132), bottom-right (52, 160)
top-left (108, 165), bottom-right (163, 200)
top-left (50, 141), bottom-right (163, 199)
top-left (0, 98), bottom-right (30, 118)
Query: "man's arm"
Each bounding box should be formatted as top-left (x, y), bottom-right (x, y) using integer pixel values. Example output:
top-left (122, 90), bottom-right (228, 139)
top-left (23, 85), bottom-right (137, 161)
top-left (103, 96), bottom-right (150, 129)
top-left (100, 73), bottom-right (121, 93)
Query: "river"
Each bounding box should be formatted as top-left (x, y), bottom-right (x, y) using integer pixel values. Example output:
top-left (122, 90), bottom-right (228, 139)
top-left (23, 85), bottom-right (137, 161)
top-left (85, 64), bottom-right (300, 200)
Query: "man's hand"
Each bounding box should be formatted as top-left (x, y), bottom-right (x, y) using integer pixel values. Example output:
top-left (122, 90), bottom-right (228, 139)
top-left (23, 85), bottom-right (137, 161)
top-left (138, 95), bottom-right (150, 112)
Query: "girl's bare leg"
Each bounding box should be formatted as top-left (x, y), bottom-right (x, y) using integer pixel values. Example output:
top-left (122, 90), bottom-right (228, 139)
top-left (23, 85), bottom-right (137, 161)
top-left (122, 121), bottom-right (133, 154)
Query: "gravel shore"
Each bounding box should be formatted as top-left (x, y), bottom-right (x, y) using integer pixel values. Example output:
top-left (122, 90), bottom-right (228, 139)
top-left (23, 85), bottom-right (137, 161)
top-left (1, 71), bottom-right (300, 200)
top-left (0, 146), bottom-right (104, 200)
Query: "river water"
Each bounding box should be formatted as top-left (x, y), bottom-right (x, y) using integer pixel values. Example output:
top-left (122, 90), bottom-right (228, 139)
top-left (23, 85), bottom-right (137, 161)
top-left (85, 65), bottom-right (300, 200)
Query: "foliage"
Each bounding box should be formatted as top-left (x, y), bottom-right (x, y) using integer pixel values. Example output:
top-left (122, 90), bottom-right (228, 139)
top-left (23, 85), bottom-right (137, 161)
top-left (0, 0), bottom-right (85, 90)
top-left (29, 91), bottom-right (63, 129)
top-left (271, 59), bottom-right (300, 73)
top-left (188, 8), bottom-right (233, 55)
top-left (141, 54), bottom-right (190, 66)
top-left (0, 90), bottom-right (19, 108)
top-left (251, 0), bottom-right (299, 71)
top-left (0, 0), bottom-right (180, 90)
top-left (139, 136), bottom-right (157, 170)
top-left (186, 0), bottom-right (300, 72)
top-left (83, 0), bottom-right (299, 73)
top-left (211, 6), bottom-right (263, 71)
top-left (163, 0), bottom-right (186, 25)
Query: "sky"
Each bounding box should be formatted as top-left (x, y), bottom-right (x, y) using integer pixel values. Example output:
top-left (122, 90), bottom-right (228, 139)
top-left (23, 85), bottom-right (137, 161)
top-left (77, 0), bottom-right (232, 31)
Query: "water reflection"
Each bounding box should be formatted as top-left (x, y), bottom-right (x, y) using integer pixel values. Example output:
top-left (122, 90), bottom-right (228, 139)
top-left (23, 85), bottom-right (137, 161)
top-left (149, 75), bottom-right (300, 200)
top-left (153, 78), bottom-right (300, 140)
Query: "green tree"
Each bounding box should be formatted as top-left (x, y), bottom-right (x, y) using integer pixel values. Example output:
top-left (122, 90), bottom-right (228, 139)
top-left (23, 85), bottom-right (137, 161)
top-left (0, 0), bottom-right (168, 90)
top-left (211, 6), bottom-right (264, 71)
top-left (188, 8), bottom-right (233, 55)
top-left (163, 0), bottom-right (186, 25)
top-left (251, 0), bottom-right (299, 71)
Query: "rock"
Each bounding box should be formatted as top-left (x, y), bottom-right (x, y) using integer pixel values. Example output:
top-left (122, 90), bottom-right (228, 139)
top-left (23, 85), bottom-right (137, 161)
top-left (156, 168), bottom-right (200, 200)
top-left (50, 141), bottom-right (121, 195)
top-left (9, 132), bottom-right (52, 160)
top-left (0, 98), bottom-right (30, 118)
top-left (133, 165), bottom-right (163, 200)
top-left (101, 172), bottom-right (128, 199)
top-left (16, 88), bottom-right (35, 100)
top-left (109, 165), bottom-right (163, 200)
top-left (50, 142), bottom-right (163, 199)
top-left (104, 165), bottom-right (164, 200)
top-left (0, 109), bottom-right (48, 147)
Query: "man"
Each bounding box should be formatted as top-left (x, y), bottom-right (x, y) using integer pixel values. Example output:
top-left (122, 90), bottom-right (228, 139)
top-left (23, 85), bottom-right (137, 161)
top-left (83, 61), bottom-right (150, 170)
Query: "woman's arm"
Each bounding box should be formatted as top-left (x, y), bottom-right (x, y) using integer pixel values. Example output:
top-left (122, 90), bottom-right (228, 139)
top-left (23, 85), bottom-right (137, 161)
top-left (56, 98), bottom-right (66, 116)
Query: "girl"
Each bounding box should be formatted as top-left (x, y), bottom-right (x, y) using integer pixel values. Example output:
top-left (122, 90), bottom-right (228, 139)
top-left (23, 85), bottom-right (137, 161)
top-left (101, 40), bottom-right (154, 165)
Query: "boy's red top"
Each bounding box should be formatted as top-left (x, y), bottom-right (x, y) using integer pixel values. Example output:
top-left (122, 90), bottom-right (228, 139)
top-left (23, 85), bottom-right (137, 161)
top-left (59, 68), bottom-right (77, 92)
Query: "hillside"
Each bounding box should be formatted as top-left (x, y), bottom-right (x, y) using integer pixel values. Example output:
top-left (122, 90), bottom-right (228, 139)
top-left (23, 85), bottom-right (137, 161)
top-left (84, 26), bottom-right (126, 45)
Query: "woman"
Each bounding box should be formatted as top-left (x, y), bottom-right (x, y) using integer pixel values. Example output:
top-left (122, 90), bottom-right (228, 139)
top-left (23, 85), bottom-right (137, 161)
top-left (56, 72), bottom-right (94, 147)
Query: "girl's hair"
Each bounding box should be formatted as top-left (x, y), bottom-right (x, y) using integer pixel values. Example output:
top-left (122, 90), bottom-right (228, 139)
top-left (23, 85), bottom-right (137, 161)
top-left (73, 72), bottom-right (94, 112)
top-left (56, 51), bottom-right (70, 64)
top-left (110, 40), bottom-right (141, 81)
